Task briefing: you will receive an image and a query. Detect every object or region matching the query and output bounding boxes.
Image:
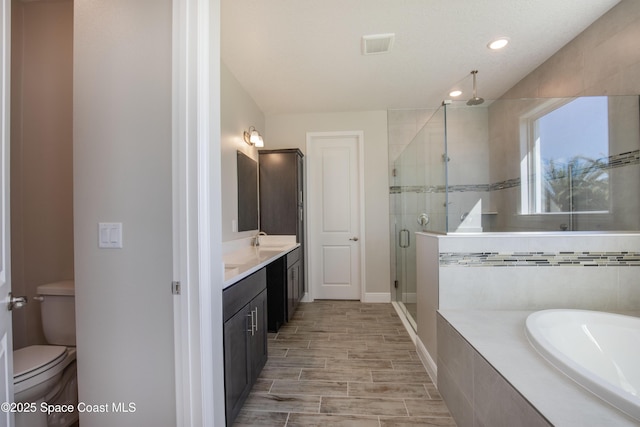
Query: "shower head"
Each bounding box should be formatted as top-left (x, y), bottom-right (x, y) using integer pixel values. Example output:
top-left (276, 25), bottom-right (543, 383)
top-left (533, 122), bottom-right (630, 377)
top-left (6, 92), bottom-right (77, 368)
top-left (467, 96), bottom-right (484, 106)
top-left (466, 70), bottom-right (484, 106)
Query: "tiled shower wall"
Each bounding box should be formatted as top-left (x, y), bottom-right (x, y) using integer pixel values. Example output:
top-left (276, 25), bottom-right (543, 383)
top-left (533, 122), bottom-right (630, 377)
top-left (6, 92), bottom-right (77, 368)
top-left (390, 0), bottom-right (640, 235)
top-left (488, 0), bottom-right (640, 231)
top-left (487, 97), bottom-right (640, 232)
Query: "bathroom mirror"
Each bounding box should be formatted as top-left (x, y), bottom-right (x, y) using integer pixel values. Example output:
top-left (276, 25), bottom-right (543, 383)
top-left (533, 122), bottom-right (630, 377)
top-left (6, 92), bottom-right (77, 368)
top-left (237, 151), bottom-right (259, 231)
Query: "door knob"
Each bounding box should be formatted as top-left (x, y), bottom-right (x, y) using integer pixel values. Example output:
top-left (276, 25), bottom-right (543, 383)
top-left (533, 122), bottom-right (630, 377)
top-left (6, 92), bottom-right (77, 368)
top-left (349, 237), bottom-right (359, 241)
top-left (8, 293), bottom-right (27, 311)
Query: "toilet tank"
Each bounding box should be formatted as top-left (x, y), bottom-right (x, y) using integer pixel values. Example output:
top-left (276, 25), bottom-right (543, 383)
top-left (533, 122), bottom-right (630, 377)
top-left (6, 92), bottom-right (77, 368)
top-left (37, 280), bottom-right (76, 346)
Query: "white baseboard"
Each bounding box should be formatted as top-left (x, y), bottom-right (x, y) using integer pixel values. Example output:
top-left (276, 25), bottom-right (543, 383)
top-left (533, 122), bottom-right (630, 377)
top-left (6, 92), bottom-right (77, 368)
top-left (416, 335), bottom-right (438, 384)
top-left (302, 292), bottom-right (391, 303)
top-left (391, 302), bottom-right (437, 384)
top-left (362, 292), bottom-right (391, 303)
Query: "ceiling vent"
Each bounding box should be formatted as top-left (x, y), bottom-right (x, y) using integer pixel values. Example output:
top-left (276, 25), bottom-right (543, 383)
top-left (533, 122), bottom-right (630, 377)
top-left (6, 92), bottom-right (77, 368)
top-left (361, 33), bottom-right (395, 55)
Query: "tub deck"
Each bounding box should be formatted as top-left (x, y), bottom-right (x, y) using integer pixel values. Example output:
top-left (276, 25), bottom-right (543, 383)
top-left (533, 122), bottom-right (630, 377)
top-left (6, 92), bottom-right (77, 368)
top-left (438, 310), bottom-right (640, 426)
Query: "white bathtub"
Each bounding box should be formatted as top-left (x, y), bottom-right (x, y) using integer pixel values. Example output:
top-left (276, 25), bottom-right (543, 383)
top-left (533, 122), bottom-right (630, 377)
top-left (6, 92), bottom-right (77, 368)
top-left (526, 309), bottom-right (640, 422)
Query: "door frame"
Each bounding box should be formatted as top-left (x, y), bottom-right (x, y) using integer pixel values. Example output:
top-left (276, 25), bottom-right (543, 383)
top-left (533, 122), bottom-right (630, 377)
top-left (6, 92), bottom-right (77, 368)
top-left (305, 131), bottom-right (366, 302)
top-left (172, 0), bottom-right (224, 426)
top-left (0, 0), bottom-right (13, 425)
top-left (0, 1), bottom-right (224, 425)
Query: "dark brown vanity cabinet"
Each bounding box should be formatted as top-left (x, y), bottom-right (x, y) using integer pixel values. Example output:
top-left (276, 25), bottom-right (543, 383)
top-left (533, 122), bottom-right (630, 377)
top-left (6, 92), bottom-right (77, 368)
top-left (259, 149), bottom-right (305, 329)
top-left (266, 247), bottom-right (303, 332)
top-left (223, 268), bottom-right (267, 427)
top-left (286, 247), bottom-right (302, 321)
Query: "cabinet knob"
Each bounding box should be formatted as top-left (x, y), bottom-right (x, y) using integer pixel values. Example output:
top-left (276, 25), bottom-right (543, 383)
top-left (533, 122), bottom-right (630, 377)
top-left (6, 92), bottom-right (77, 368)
top-left (349, 237), bottom-right (359, 241)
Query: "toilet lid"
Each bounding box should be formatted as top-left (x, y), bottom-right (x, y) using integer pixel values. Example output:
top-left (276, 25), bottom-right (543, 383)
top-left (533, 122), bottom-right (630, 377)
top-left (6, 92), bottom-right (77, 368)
top-left (13, 345), bottom-right (67, 380)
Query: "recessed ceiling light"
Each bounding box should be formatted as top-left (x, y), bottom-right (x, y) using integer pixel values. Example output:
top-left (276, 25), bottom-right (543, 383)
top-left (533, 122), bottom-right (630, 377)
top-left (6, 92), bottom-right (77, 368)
top-left (487, 37), bottom-right (509, 50)
top-left (449, 90), bottom-right (462, 97)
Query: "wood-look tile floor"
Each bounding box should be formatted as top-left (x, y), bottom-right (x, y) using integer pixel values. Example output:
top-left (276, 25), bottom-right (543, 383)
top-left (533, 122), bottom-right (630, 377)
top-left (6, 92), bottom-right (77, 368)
top-left (234, 300), bottom-right (457, 427)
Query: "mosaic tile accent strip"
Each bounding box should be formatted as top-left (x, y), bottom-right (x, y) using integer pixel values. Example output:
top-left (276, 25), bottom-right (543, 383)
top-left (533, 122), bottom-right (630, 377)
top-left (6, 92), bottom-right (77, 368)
top-left (489, 177), bottom-right (521, 191)
top-left (440, 251), bottom-right (640, 267)
top-left (604, 150), bottom-right (640, 169)
top-left (389, 150), bottom-right (639, 195)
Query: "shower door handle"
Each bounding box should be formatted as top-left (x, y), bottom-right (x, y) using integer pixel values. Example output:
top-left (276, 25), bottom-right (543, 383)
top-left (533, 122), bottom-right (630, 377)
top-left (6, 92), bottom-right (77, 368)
top-left (399, 229), bottom-right (410, 248)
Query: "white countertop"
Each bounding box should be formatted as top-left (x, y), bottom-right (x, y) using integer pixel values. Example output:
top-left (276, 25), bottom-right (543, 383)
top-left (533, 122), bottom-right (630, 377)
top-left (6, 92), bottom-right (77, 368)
top-left (222, 238), bottom-right (299, 289)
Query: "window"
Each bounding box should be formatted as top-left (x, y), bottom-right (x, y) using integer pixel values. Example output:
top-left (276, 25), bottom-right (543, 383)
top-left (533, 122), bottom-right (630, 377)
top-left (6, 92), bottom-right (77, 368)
top-left (521, 97), bottom-right (610, 214)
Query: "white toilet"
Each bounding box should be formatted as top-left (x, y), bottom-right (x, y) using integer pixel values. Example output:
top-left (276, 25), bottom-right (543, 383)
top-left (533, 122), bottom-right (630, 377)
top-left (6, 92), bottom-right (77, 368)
top-left (13, 280), bottom-right (78, 427)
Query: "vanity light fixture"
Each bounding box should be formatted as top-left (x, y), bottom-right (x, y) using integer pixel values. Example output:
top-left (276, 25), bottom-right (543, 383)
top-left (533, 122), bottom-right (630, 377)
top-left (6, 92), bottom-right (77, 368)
top-left (487, 37), bottom-right (509, 50)
top-left (243, 126), bottom-right (264, 147)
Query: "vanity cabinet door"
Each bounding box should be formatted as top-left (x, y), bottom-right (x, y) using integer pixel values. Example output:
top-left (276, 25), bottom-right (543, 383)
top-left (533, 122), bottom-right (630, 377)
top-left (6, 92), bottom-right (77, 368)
top-left (223, 269), bottom-right (268, 426)
top-left (224, 305), bottom-right (252, 424)
top-left (287, 260), bottom-right (300, 321)
top-left (266, 256), bottom-right (287, 332)
top-left (250, 289), bottom-right (268, 382)
top-left (286, 247), bottom-right (302, 321)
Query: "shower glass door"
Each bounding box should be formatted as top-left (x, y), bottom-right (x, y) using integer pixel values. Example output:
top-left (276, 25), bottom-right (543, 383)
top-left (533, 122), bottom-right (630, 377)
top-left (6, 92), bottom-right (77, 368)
top-left (391, 107), bottom-right (446, 330)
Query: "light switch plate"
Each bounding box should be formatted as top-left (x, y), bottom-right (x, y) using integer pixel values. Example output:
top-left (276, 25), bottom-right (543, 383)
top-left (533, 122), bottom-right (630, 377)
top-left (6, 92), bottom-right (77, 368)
top-left (98, 222), bottom-right (123, 248)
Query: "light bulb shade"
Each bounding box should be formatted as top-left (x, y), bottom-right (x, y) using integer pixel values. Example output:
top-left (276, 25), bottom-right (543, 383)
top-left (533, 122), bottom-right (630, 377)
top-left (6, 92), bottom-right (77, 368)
top-left (249, 130), bottom-right (260, 144)
top-left (243, 126), bottom-right (264, 147)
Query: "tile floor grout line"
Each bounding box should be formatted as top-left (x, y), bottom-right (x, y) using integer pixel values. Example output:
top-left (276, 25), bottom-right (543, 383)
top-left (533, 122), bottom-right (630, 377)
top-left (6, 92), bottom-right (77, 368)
top-left (402, 398), bottom-right (410, 417)
top-left (236, 301), bottom-right (456, 426)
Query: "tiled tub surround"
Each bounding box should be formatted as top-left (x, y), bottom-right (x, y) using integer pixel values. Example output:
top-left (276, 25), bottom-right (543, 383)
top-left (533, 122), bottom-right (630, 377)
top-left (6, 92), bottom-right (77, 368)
top-left (440, 250), bottom-right (640, 267)
top-left (437, 310), bottom-right (640, 427)
top-left (435, 232), bottom-right (640, 311)
top-left (415, 232), bottom-right (640, 385)
top-left (234, 300), bottom-right (456, 426)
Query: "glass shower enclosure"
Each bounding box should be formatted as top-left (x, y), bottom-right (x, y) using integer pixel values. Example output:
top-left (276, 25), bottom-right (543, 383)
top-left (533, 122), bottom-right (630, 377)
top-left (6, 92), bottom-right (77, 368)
top-left (390, 95), bottom-right (640, 330)
top-left (390, 107), bottom-right (447, 329)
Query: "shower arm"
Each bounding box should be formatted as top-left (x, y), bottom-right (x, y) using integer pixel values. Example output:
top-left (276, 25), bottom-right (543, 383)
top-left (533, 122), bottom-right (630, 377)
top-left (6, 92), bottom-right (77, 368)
top-left (471, 70), bottom-right (478, 99)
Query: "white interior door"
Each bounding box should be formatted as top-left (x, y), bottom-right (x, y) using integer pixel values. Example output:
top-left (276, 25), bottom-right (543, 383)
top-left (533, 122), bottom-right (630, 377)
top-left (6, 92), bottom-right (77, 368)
top-left (307, 132), bottom-right (363, 300)
top-left (0, 0), bottom-right (14, 424)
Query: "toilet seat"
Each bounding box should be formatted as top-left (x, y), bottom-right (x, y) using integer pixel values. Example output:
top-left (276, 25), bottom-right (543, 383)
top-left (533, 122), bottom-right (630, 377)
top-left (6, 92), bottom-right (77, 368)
top-left (14, 345), bottom-right (68, 393)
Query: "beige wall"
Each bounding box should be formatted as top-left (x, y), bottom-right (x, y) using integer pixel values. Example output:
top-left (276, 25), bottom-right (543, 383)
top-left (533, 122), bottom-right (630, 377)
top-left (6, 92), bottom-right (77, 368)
top-left (266, 111), bottom-right (391, 295)
top-left (10, 0), bottom-right (74, 350)
top-left (220, 62), bottom-right (264, 242)
top-left (221, 66), bottom-right (391, 296)
top-left (74, 1), bottom-right (176, 425)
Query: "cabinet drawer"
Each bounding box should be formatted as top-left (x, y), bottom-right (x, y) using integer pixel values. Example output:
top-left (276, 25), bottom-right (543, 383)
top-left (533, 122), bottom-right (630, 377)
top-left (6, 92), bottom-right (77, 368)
top-left (287, 247), bottom-right (301, 268)
top-left (223, 268), bottom-right (266, 322)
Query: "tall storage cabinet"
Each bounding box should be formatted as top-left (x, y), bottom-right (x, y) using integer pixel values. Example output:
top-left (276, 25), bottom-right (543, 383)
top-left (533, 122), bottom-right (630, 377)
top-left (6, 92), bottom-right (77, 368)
top-left (259, 149), bottom-right (305, 320)
top-left (259, 149), bottom-right (304, 242)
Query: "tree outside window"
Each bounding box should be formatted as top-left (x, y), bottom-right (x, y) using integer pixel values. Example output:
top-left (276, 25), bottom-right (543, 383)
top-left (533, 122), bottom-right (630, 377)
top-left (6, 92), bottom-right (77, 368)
top-left (523, 96), bottom-right (610, 214)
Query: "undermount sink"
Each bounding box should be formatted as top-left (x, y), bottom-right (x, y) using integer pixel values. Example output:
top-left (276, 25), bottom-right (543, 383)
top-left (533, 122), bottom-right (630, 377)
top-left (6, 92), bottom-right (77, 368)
top-left (256, 249), bottom-right (283, 260)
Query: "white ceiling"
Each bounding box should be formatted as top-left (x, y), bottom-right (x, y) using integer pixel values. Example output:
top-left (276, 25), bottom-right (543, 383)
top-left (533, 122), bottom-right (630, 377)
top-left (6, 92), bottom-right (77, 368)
top-left (221, 0), bottom-right (621, 115)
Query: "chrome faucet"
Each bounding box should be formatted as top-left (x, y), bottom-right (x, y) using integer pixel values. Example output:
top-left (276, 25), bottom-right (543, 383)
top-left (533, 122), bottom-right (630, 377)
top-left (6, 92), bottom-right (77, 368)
top-left (254, 231), bottom-right (267, 246)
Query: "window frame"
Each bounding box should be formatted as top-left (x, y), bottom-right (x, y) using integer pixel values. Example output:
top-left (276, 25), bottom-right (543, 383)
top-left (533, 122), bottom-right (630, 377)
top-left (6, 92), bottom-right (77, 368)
top-left (519, 97), bottom-right (610, 216)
